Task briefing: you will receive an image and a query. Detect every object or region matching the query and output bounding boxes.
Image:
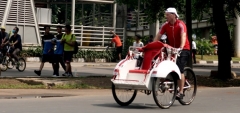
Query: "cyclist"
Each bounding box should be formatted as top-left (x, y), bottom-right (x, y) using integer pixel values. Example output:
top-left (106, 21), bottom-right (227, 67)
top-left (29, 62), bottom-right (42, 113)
top-left (154, 7), bottom-right (190, 99)
top-left (5, 27), bottom-right (22, 68)
top-left (0, 26), bottom-right (9, 56)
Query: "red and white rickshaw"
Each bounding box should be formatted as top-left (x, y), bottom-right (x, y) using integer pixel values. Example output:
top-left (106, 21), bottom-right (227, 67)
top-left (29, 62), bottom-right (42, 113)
top-left (111, 41), bottom-right (197, 109)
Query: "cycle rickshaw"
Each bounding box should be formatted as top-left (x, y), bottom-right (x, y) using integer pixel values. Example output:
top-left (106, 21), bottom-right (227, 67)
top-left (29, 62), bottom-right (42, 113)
top-left (111, 41), bottom-right (197, 109)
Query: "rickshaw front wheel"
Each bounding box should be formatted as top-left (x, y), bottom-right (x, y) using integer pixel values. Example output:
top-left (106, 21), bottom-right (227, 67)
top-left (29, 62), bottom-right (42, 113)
top-left (152, 73), bottom-right (178, 109)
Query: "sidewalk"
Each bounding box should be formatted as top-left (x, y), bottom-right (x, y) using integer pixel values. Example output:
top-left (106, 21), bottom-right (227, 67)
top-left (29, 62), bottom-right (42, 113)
top-left (25, 62), bottom-right (240, 68)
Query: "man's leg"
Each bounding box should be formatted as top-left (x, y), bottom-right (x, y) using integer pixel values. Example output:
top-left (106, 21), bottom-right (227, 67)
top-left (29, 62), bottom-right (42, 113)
top-left (68, 52), bottom-right (73, 76)
top-left (62, 52), bottom-right (73, 77)
top-left (53, 55), bottom-right (60, 76)
top-left (34, 55), bottom-right (47, 76)
top-left (176, 50), bottom-right (190, 99)
top-left (192, 49), bottom-right (196, 64)
top-left (178, 74), bottom-right (185, 94)
top-left (117, 46), bottom-right (122, 61)
top-left (12, 48), bottom-right (20, 61)
top-left (59, 55), bottom-right (66, 71)
top-left (118, 53), bottom-right (121, 61)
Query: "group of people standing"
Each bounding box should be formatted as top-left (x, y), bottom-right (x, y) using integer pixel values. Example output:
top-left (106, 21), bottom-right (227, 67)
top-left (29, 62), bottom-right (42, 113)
top-left (34, 25), bottom-right (76, 77)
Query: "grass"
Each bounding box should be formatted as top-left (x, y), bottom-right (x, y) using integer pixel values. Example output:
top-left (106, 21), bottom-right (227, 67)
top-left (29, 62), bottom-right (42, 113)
top-left (1, 76), bottom-right (240, 89)
top-left (197, 76), bottom-right (240, 87)
top-left (0, 79), bottom-right (45, 89)
top-left (196, 55), bottom-right (240, 61)
top-left (0, 77), bottom-right (111, 89)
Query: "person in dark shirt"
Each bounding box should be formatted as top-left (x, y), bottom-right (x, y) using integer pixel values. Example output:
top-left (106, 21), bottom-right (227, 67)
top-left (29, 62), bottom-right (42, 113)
top-left (34, 25), bottom-right (54, 76)
top-left (0, 26), bottom-right (9, 56)
top-left (148, 35), bottom-right (153, 44)
top-left (0, 26), bottom-right (9, 45)
top-left (52, 26), bottom-right (66, 77)
top-left (6, 27), bottom-right (22, 63)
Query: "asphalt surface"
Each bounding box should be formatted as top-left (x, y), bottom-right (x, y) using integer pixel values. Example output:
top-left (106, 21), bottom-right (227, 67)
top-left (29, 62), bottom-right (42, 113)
top-left (0, 88), bottom-right (239, 113)
top-left (1, 62), bottom-right (240, 77)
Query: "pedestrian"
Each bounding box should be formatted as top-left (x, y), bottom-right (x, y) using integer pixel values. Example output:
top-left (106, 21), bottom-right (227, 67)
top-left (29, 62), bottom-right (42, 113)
top-left (34, 25), bottom-right (54, 76)
top-left (61, 25), bottom-right (76, 77)
top-left (109, 30), bottom-right (122, 62)
top-left (52, 26), bottom-right (66, 77)
top-left (192, 40), bottom-right (197, 64)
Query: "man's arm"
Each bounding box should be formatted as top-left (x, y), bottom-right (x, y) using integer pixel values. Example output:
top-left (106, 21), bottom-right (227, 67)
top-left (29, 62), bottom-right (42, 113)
top-left (180, 33), bottom-right (186, 49)
top-left (179, 23), bottom-right (187, 49)
top-left (13, 35), bottom-right (21, 45)
top-left (4, 40), bottom-right (9, 45)
top-left (2, 33), bottom-right (9, 43)
top-left (154, 33), bottom-right (163, 41)
top-left (110, 30), bottom-right (117, 36)
top-left (154, 23), bottom-right (166, 41)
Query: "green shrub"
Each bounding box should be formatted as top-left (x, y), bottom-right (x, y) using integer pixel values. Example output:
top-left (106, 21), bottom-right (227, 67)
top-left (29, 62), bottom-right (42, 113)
top-left (195, 38), bottom-right (214, 55)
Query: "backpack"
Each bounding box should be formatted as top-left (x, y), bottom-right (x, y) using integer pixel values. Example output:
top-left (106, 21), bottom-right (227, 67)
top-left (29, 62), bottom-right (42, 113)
top-left (63, 34), bottom-right (79, 54)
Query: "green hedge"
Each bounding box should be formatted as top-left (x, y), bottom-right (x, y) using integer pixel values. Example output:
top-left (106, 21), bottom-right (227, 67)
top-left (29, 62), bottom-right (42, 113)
top-left (21, 47), bottom-right (117, 62)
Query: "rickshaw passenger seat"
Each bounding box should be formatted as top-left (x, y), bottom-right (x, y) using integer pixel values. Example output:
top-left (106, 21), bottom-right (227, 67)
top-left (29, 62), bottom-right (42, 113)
top-left (141, 49), bottom-right (159, 70)
top-left (141, 41), bottom-right (164, 70)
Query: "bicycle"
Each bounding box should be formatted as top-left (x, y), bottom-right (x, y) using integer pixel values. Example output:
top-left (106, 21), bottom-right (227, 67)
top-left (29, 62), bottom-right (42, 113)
top-left (2, 46), bottom-right (26, 72)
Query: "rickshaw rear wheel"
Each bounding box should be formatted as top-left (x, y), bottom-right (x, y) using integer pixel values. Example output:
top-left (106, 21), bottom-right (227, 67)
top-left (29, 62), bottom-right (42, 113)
top-left (112, 83), bottom-right (137, 106)
top-left (152, 73), bottom-right (178, 109)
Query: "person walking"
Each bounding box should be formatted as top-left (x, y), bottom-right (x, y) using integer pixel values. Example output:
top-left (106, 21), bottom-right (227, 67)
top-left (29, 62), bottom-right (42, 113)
top-left (61, 25), bottom-right (76, 77)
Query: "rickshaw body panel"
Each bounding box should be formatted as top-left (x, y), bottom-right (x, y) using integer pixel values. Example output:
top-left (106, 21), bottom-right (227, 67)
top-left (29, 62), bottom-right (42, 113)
top-left (151, 60), bottom-right (181, 78)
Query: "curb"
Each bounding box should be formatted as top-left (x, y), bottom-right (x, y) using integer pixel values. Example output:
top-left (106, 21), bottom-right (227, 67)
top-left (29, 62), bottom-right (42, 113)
top-left (82, 64), bottom-right (116, 67)
top-left (193, 65), bottom-right (240, 68)
top-left (197, 61), bottom-right (240, 64)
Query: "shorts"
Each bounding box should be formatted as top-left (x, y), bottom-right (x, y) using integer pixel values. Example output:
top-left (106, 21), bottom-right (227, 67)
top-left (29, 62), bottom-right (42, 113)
top-left (116, 46), bottom-right (122, 54)
top-left (176, 50), bottom-right (190, 73)
top-left (41, 54), bottom-right (53, 63)
top-left (52, 54), bottom-right (64, 63)
top-left (64, 51), bottom-right (73, 63)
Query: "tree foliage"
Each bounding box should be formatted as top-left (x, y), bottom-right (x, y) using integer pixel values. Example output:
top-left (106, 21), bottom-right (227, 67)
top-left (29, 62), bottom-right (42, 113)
top-left (116, 0), bottom-right (185, 24)
top-left (192, 0), bottom-right (240, 20)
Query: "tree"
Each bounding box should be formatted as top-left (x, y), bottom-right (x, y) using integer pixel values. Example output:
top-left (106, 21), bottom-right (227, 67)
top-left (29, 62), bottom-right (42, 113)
top-left (192, 0), bottom-right (240, 80)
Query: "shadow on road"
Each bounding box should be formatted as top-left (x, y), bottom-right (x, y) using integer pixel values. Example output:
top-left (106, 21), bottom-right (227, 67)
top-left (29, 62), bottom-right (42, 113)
top-left (92, 103), bottom-right (160, 109)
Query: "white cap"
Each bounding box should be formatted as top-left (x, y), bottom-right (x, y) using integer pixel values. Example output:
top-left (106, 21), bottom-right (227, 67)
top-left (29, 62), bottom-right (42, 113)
top-left (165, 7), bottom-right (179, 18)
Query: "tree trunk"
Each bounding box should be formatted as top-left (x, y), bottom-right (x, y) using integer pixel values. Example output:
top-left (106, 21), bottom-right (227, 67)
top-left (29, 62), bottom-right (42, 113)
top-left (186, 0), bottom-right (192, 68)
top-left (212, 0), bottom-right (232, 80)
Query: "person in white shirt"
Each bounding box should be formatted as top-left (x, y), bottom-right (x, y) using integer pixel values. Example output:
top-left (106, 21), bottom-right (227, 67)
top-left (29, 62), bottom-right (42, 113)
top-left (133, 34), bottom-right (144, 47)
top-left (133, 34), bottom-right (144, 68)
top-left (192, 40), bottom-right (197, 64)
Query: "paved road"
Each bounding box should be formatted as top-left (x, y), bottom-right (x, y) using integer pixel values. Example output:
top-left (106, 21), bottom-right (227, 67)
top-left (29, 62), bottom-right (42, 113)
top-left (0, 88), bottom-right (239, 113)
top-left (1, 62), bottom-right (240, 77)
